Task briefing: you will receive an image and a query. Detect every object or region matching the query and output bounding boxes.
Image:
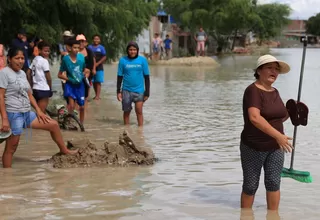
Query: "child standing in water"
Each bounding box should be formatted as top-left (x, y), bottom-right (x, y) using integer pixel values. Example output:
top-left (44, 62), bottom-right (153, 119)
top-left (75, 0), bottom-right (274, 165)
top-left (152, 33), bottom-right (162, 61)
top-left (27, 41), bottom-right (52, 113)
top-left (58, 38), bottom-right (89, 125)
top-left (117, 42), bottom-right (150, 126)
top-left (88, 35), bottom-right (106, 100)
top-left (163, 34), bottom-right (173, 59)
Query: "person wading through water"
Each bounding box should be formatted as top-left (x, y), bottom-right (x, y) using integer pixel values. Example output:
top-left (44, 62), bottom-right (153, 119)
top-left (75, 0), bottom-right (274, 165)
top-left (240, 54), bottom-right (292, 211)
top-left (116, 42), bottom-right (150, 126)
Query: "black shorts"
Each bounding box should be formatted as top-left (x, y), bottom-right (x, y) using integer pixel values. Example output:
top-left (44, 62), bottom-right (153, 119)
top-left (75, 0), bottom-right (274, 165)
top-left (33, 89), bottom-right (53, 101)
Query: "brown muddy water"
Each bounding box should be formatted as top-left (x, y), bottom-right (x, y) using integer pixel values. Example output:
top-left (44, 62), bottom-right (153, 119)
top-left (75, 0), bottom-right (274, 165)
top-left (0, 48), bottom-right (319, 219)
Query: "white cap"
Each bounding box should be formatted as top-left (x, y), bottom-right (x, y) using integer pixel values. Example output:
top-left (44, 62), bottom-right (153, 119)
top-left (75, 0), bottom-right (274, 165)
top-left (63, 30), bottom-right (74, 37)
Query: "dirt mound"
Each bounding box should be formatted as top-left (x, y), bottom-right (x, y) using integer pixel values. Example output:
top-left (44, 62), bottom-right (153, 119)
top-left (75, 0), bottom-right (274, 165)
top-left (48, 131), bottom-right (156, 168)
top-left (152, 56), bottom-right (220, 66)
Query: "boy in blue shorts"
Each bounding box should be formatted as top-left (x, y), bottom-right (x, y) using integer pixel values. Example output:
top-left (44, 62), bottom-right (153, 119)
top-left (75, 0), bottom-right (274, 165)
top-left (163, 34), bottom-right (173, 59)
top-left (58, 38), bottom-right (89, 125)
top-left (116, 42), bottom-right (150, 127)
top-left (88, 35), bottom-right (107, 100)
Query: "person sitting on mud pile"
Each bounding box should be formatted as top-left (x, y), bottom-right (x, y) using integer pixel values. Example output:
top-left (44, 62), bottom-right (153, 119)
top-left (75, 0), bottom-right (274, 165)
top-left (0, 47), bottom-right (78, 168)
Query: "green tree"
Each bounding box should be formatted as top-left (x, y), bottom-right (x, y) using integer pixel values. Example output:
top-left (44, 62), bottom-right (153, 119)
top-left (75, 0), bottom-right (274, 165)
top-left (306, 13), bottom-right (320, 36)
top-left (164, 0), bottom-right (256, 50)
top-left (253, 3), bottom-right (291, 44)
top-left (0, 0), bottom-right (157, 59)
top-left (164, 0), bottom-right (226, 32)
top-left (212, 0), bottom-right (258, 50)
top-left (163, 0), bottom-right (291, 51)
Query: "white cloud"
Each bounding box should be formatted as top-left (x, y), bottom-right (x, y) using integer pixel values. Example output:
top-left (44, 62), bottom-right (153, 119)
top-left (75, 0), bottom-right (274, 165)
top-left (258, 0), bottom-right (320, 19)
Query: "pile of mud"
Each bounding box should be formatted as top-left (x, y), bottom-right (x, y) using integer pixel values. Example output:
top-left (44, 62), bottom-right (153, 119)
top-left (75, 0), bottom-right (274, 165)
top-left (152, 56), bottom-right (220, 66)
top-left (48, 131), bottom-right (156, 168)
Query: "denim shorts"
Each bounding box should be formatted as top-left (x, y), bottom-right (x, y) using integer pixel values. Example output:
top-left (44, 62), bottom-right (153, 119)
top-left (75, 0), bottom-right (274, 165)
top-left (122, 90), bottom-right (144, 112)
top-left (7, 111), bottom-right (37, 135)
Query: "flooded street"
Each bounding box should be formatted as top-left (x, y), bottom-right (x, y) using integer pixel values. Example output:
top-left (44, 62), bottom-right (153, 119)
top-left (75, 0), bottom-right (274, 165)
top-left (0, 48), bottom-right (320, 219)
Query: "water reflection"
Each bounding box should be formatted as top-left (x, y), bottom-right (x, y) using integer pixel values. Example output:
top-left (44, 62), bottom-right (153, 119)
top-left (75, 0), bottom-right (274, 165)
top-left (0, 164), bottom-right (152, 219)
top-left (240, 209), bottom-right (281, 220)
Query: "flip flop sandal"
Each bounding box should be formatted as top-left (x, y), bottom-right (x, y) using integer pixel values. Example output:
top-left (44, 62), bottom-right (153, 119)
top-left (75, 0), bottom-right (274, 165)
top-left (297, 101), bottom-right (309, 126)
top-left (0, 129), bottom-right (12, 144)
top-left (286, 99), bottom-right (300, 126)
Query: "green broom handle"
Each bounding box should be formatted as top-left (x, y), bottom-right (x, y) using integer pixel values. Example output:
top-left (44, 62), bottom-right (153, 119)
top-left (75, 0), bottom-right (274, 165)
top-left (289, 37), bottom-right (308, 170)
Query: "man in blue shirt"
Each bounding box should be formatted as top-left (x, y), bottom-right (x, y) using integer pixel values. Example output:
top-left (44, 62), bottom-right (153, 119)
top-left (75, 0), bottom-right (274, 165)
top-left (117, 41), bottom-right (150, 126)
top-left (11, 29), bottom-right (34, 72)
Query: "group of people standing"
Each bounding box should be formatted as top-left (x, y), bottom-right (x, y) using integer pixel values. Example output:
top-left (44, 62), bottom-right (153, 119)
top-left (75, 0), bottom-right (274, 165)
top-left (151, 27), bottom-right (208, 60)
top-left (152, 33), bottom-right (173, 61)
top-left (55, 32), bottom-right (107, 125)
top-left (58, 31), bottom-right (107, 101)
top-left (0, 30), bottom-right (109, 168)
top-left (0, 28), bottom-right (151, 168)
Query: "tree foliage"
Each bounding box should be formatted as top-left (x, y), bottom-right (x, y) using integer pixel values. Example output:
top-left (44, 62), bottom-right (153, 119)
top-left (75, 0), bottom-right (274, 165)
top-left (0, 0), bottom-right (157, 59)
top-left (163, 0), bottom-right (291, 49)
top-left (306, 13), bottom-right (320, 36)
top-left (253, 3), bottom-right (291, 42)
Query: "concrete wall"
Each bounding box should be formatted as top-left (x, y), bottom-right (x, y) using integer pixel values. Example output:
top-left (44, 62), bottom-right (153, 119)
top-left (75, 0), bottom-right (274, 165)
top-left (137, 28), bottom-right (151, 54)
top-left (136, 16), bottom-right (163, 56)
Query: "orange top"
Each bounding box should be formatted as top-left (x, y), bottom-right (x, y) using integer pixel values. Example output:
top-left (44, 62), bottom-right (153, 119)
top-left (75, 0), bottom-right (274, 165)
top-left (0, 44), bottom-right (6, 70)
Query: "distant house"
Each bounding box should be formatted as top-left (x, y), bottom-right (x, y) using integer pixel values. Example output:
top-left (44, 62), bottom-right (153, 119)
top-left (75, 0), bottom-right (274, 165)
top-left (136, 1), bottom-right (175, 57)
top-left (136, 6), bottom-right (194, 57)
top-left (282, 19), bottom-right (317, 44)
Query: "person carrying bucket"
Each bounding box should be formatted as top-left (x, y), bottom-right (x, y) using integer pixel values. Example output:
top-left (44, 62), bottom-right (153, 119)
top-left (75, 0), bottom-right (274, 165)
top-left (240, 54), bottom-right (292, 210)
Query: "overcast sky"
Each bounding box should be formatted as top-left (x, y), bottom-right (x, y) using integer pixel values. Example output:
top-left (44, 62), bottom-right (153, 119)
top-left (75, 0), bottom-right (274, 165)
top-left (259, 0), bottom-right (320, 19)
